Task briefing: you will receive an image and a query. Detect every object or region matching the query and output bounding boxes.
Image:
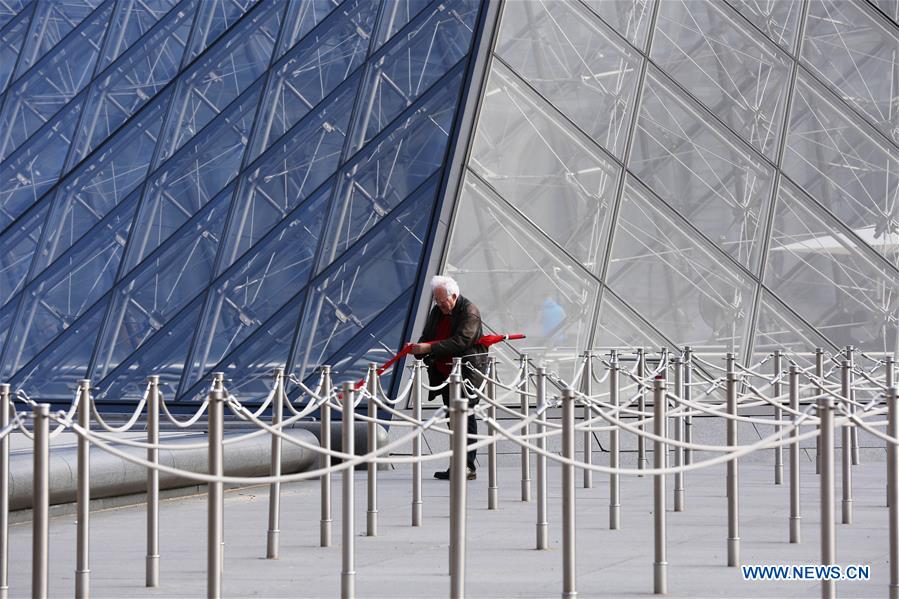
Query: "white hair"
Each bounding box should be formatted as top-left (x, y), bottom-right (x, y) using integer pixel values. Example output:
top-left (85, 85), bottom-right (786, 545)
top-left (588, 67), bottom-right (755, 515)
top-left (430, 275), bottom-right (459, 297)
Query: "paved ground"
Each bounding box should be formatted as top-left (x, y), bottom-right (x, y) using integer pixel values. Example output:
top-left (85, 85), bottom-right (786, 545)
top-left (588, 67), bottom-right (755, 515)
top-left (5, 451), bottom-right (892, 599)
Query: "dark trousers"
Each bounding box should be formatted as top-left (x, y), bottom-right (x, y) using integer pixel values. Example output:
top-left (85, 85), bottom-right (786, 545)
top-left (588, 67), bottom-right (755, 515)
top-left (434, 382), bottom-right (478, 469)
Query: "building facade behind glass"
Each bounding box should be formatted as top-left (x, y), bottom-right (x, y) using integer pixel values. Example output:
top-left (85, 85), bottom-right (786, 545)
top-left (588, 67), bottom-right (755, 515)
top-left (0, 0), bottom-right (896, 405)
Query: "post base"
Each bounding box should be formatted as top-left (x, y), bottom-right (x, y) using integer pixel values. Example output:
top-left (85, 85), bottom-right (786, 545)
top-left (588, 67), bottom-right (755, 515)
top-left (367, 511), bottom-right (378, 536)
top-left (536, 523), bottom-right (548, 550)
top-left (842, 500), bottom-right (852, 524)
top-left (412, 502), bottom-right (422, 527)
top-left (521, 480), bottom-right (531, 502)
top-left (488, 487), bottom-right (498, 510)
top-left (727, 537), bottom-right (740, 567)
top-left (320, 520), bottom-right (332, 547)
top-left (610, 505), bottom-right (620, 530)
top-left (341, 572), bottom-right (355, 599)
top-left (674, 489), bottom-right (684, 512)
top-left (789, 517), bottom-right (801, 544)
top-left (654, 562), bottom-right (667, 595)
top-left (266, 530), bottom-right (279, 559)
top-left (75, 569), bottom-right (90, 598)
top-left (145, 555), bottom-right (159, 587)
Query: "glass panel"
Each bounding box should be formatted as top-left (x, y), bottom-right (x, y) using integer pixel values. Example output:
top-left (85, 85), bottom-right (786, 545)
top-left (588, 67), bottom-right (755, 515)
top-left (247, 0), bottom-right (377, 161)
top-left (495, 0), bottom-right (640, 158)
top-left (293, 185), bottom-right (433, 381)
top-left (0, 195), bottom-right (137, 378)
top-left (158, 0), bottom-right (280, 162)
top-left (318, 65), bottom-right (464, 269)
top-left (607, 177), bottom-right (753, 352)
top-left (274, 0), bottom-right (342, 60)
top-left (371, 0), bottom-right (431, 51)
top-left (444, 172), bottom-right (599, 383)
top-left (764, 180), bottom-right (898, 353)
top-left (224, 78), bottom-right (355, 267)
top-left (593, 289), bottom-right (669, 351)
top-left (34, 92), bottom-right (168, 274)
top-left (0, 299), bottom-right (17, 361)
top-left (183, 184), bottom-right (329, 390)
top-left (71, 0), bottom-right (195, 162)
top-left (0, 5), bottom-right (33, 93)
top-left (470, 61), bottom-right (619, 269)
top-left (349, 0), bottom-right (477, 151)
top-left (97, 0), bottom-right (179, 69)
top-left (13, 0), bottom-right (104, 79)
top-left (0, 97), bottom-right (83, 231)
top-left (784, 74), bottom-right (899, 270)
top-left (725, 0), bottom-right (801, 53)
top-left (124, 82), bottom-right (261, 271)
top-left (0, 202), bottom-right (46, 308)
top-left (93, 193), bottom-right (229, 381)
top-left (869, 0), bottom-right (899, 25)
top-left (652, 0), bottom-right (792, 158)
top-left (581, 0), bottom-right (654, 50)
top-left (752, 290), bottom-right (834, 369)
top-left (0, 1), bottom-right (113, 161)
top-left (0, 0), bottom-right (29, 29)
top-left (9, 297), bottom-right (108, 402)
top-left (630, 70), bottom-right (775, 271)
top-left (802, 0), bottom-right (899, 144)
top-left (183, 0), bottom-right (257, 63)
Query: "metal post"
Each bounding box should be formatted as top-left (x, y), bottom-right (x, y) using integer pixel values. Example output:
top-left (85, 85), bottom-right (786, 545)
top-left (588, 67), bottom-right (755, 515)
top-left (637, 349), bottom-right (646, 475)
top-left (789, 366), bottom-right (801, 544)
top-left (146, 376), bottom-right (160, 586)
top-left (321, 366), bottom-right (332, 546)
top-left (0, 385), bottom-right (8, 599)
top-left (819, 392), bottom-right (836, 599)
top-left (816, 349), bottom-right (823, 475)
top-left (487, 357), bottom-right (498, 510)
top-left (684, 347), bottom-right (693, 466)
top-left (726, 353), bottom-right (740, 567)
top-left (561, 388), bottom-right (577, 599)
top-left (207, 388), bottom-right (224, 599)
top-left (889, 357), bottom-right (896, 510)
top-left (582, 352), bottom-right (592, 489)
top-left (773, 350), bottom-right (783, 485)
top-left (367, 363), bottom-right (378, 536)
top-left (411, 361), bottom-right (422, 526)
top-left (76, 380), bottom-right (91, 599)
top-left (840, 360), bottom-right (853, 525)
top-left (887, 386), bottom-right (898, 599)
top-left (847, 347), bottom-right (859, 466)
top-left (341, 383), bottom-right (355, 599)
top-left (267, 369), bottom-right (285, 558)
top-left (536, 367), bottom-right (548, 550)
top-left (653, 377), bottom-right (668, 595)
top-left (450, 374), bottom-right (468, 599)
top-left (212, 373), bottom-right (225, 570)
top-left (520, 355), bottom-right (531, 502)
top-left (609, 351), bottom-right (621, 530)
top-left (32, 403), bottom-right (50, 599)
top-left (673, 356), bottom-right (684, 512)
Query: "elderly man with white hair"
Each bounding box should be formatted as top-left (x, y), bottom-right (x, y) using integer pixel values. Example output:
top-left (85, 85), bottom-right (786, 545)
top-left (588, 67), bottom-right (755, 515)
top-left (410, 275), bottom-right (487, 480)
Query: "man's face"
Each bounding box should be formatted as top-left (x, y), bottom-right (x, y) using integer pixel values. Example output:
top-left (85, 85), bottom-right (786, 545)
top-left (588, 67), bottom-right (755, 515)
top-left (434, 287), bottom-right (457, 315)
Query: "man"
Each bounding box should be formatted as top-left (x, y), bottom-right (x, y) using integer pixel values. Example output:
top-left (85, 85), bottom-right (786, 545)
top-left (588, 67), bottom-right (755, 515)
top-left (410, 275), bottom-right (487, 480)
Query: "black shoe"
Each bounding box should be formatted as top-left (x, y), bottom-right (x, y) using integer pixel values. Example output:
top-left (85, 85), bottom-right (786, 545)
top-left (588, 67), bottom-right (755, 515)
top-left (434, 469), bottom-right (450, 480)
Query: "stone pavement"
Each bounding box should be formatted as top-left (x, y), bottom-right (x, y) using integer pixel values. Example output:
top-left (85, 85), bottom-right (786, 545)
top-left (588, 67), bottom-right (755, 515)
top-left (5, 459), bottom-right (891, 598)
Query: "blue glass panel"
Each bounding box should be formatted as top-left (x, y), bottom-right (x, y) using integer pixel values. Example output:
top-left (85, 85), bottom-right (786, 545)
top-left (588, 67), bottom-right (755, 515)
top-left (9, 296), bottom-right (108, 402)
top-left (294, 183), bottom-right (432, 380)
top-left (13, 0), bottom-right (103, 79)
top-left (0, 195), bottom-right (137, 378)
top-left (247, 0), bottom-right (377, 161)
top-left (350, 0), bottom-right (476, 152)
top-left (0, 0), bottom-right (29, 29)
top-left (97, 0), bottom-right (179, 69)
top-left (0, 298), bottom-right (17, 359)
top-left (71, 0), bottom-right (195, 162)
top-left (274, 0), bottom-right (341, 60)
top-left (94, 296), bottom-right (204, 403)
top-left (180, 291), bottom-right (305, 403)
top-left (371, 0), bottom-right (432, 51)
top-left (183, 0), bottom-right (258, 63)
top-left (0, 5), bottom-right (33, 94)
top-left (0, 0), bottom-right (113, 161)
top-left (93, 184), bottom-right (231, 381)
top-left (183, 183), bottom-right (330, 391)
top-left (0, 96), bottom-right (83, 230)
top-left (124, 82), bottom-right (261, 271)
top-left (33, 91), bottom-right (168, 275)
top-left (318, 64), bottom-right (463, 269)
top-left (158, 0), bottom-right (281, 163)
top-left (225, 75), bottom-right (357, 265)
top-left (0, 201), bottom-right (45, 308)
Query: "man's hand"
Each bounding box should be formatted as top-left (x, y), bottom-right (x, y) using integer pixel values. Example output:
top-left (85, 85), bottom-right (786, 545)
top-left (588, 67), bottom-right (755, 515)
top-left (410, 343), bottom-right (431, 356)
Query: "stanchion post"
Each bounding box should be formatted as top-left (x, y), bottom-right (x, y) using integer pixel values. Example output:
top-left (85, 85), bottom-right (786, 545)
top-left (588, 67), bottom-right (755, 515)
top-left (819, 392), bottom-right (836, 599)
top-left (341, 383), bottom-right (356, 599)
top-left (267, 368), bottom-right (285, 558)
top-left (773, 350), bottom-right (783, 485)
top-left (146, 376), bottom-right (160, 586)
top-left (846, 347), bottom-right (859, 466)
top-left (520, 355), bottom-right (531, 501)
top-left (536, 367), bottom-right (548, 550)
top-left (450, 373), bottom-right (468, 599)
top-left (562, 388), bottom-right (577, 598)
top-left (32, 403), bottom-right (50, 599)
top-left (0, 384), bottom-right (8, 599)
top-left (207, 388), bottom-right (224, 599)
top-left (582, 352), bottom-right (592, 489)
top-left (789, 366), bottom-right (801, 544)
top-left (816, 349), bottom-right (823, 475)
top-left (411, 360), bottom-right (422, 526)
top-left (76, 380), bottom-right (91, 599)
top-left (637, 349), bottom-right (646, 475)
top-left (366, 363), bottom-right (378, 537)
top-left (840, 360), bottom-right (852, 525)
top-left (321, 366), bottom-right (333, 546)
top-left (653, 377), bottom-right (668, 595)
top-left (487, 357), bottom-right (498, 510)
top-left (889, 357), bottom-right (895, 510)
top-left (887, 386), bottom-right (898, 599)
top-left (609, 351), bottom-right (621, 529)
top-left (726, 353), bottom-right (740, 567)
top-left (212, 373), bottom-right (225, 571)
top-left (683, 347), bottom-right (693, 466)
top-left (673, 355), bottom-right (684, 512)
